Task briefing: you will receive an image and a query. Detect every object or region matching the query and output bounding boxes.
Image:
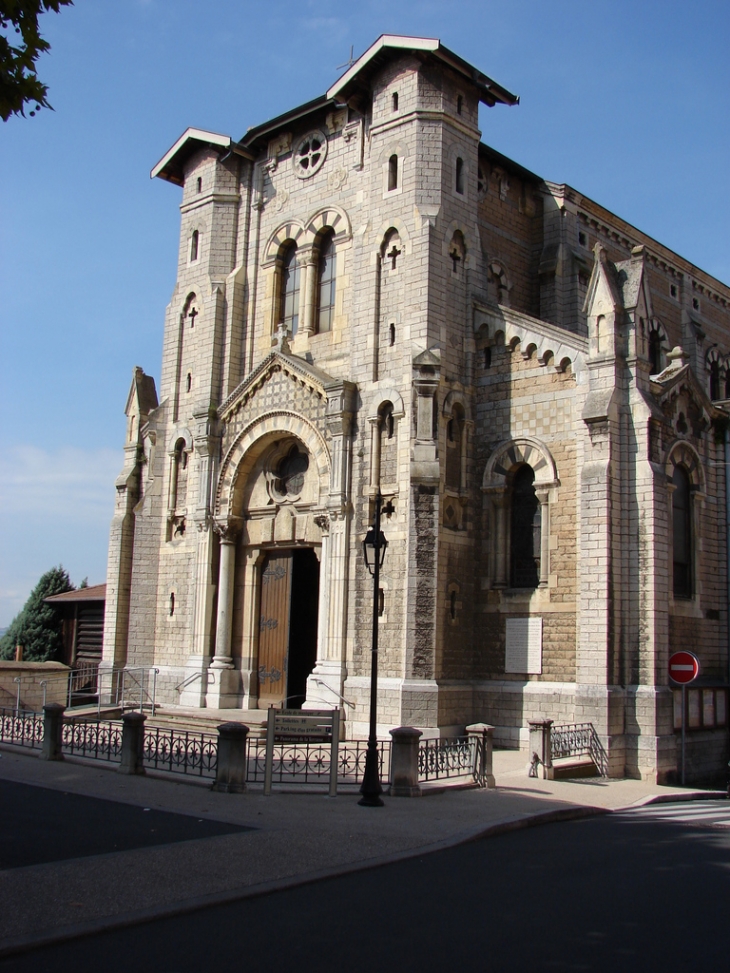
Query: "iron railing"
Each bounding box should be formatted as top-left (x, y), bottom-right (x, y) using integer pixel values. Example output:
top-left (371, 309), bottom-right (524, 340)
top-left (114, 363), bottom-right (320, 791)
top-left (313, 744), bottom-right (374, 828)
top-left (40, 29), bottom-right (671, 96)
top-left (66, 664), bottom-right (100, 708)
top-left (62, 718), bottom-right (123, 761)
top-left (418, 736), bottom-right (476, 782)
top-left (143, 725), bottom-right (218, 779)
top-left (97, 667), bottom-right (159, 715)
top-left (0, 707), bottom-right (43, 750)
top-left (551, 722), bottom-right (608, 777)
top-left (247, 738), bottom-right (391, 786)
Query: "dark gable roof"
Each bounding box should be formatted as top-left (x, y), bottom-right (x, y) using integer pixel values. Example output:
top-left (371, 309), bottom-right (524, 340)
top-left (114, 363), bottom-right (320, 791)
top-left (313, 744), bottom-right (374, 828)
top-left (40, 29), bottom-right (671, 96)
top-left (45, 584), bottom-right (106, 605)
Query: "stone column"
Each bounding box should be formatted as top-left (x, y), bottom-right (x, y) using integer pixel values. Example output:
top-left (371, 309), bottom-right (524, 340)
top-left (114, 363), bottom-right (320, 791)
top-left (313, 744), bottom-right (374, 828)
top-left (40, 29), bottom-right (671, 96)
top-left (118, 711), bottom-right (146, 775)
top-left (301, 249), bottom-right (318, 337)
top-left (536, 489), bottom-right (550, 587)
top-left (212, 722), bottom-right (249, 793)
top-left (527, 719), bottom-right (554, 779)
top-left (389, 726), bottom-right (422, 797)
top-left (206, 525), bottom-right (241, 709)
top-left (212, 530), bottom-right (236, 669)
top-left (40, 703), bottom-right (65, 762)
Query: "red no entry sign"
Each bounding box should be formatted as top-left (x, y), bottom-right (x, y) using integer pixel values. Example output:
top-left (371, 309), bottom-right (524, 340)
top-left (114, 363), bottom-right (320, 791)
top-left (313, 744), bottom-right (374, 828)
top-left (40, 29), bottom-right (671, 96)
top-left (668, 651), bottom-right (700, 685)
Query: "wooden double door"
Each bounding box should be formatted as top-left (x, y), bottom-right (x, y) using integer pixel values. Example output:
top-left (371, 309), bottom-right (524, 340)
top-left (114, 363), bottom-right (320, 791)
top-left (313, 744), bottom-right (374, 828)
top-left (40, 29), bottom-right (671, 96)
top-left (257, 548), bottom-right (319, 709)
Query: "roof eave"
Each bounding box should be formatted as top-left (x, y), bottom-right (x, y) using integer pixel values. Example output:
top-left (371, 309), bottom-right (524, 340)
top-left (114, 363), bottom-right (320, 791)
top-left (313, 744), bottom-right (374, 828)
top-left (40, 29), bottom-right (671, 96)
top-left (151, 128), bottom-right (253, 185)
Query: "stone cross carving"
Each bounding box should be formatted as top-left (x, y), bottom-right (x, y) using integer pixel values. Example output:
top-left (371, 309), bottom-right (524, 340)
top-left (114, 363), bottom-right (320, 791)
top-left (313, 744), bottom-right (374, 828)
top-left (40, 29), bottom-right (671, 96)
top-left (387, 244), bottom-right (402, 270)
top-left (450, 248), bottom-right (462, 274)
top-left (188, 306), bottom-right (198, 328)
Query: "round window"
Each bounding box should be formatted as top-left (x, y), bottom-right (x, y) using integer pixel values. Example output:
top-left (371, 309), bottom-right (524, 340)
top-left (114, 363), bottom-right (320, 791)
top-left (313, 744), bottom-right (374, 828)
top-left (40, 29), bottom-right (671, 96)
top-left (268, 444), bottom-right (309, 501)
top-left (294, 130), bottom-right (327, 179)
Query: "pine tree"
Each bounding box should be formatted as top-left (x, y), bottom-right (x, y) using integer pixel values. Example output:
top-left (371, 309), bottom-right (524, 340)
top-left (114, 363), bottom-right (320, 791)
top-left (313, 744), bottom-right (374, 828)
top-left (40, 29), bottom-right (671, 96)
top-left (0, 566), bottom-right (74, 662)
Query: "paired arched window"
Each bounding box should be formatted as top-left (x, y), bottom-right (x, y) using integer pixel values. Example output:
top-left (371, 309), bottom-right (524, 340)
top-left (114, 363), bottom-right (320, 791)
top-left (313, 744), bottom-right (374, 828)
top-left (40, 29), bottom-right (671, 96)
top-left (279, 243), bottom-right (300, 337)
top-left (672, 465), bottom-right (692, 598)
top-left (316, 230), bottom-right (336, 334)
top-left (510, 465), bottom-right (541, 589)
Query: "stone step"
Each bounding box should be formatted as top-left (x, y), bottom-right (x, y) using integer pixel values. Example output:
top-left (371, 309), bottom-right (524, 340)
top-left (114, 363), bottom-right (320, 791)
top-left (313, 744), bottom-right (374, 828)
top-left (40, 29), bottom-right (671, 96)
top-left (552, 756), bottom-right (599, 779)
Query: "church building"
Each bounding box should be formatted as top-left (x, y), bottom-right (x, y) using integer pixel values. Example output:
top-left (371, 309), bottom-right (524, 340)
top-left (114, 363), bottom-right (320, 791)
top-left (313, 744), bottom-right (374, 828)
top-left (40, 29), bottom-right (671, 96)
top-left (103, 35), bottom-right (730, 782)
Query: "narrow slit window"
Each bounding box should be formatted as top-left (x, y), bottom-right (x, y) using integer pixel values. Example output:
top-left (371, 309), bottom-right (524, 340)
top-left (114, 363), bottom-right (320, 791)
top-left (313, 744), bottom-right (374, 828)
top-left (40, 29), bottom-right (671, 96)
top-left (388, 154), bottom-right (398, 191)
top-left (672, 465), bottom-right (692, 598)
top-left (389, 323), bottom-right (396, 346)
top-left (186, 372), bottom-right (192, 392)
top-left (455, 157), bottom-right (464, 195)
top-left (190, 230), bottom-right (199, 262)
top-left (169, 593), bottom-right (175, 616)
top-left (392, 92), bottom-right (398, 112)
top-left (196, 177), bottom-right (202, 193)
top-left (457, 95), bottom-right (463, 115)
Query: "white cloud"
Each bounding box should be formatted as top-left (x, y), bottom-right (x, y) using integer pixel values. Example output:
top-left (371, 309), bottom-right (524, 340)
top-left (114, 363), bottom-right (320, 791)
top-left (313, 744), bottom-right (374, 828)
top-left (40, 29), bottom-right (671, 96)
top-left (0, 445), bottom-right (122, 625)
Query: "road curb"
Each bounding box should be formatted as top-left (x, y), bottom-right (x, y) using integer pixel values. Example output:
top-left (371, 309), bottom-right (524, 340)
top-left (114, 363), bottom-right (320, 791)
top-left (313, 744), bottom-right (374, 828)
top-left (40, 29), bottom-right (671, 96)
top-left (0, 802), bottom-right (606, 959)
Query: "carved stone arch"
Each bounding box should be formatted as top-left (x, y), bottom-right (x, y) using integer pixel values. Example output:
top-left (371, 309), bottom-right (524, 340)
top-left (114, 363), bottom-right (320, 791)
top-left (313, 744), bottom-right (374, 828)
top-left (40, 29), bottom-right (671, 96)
top-left (167, 426), bottom-right (193, 454)
top-left (665, 440), bottom-right (705, 494)
top-left (262, 220), bottom-right (307, 267)
top-left (364, 387), bottom-right (405, 421)
top-left (442, 389), bottom-right (472, 423)
top-left (378, 219), bottom-right (411, 258)
top-left (706, 346), bottom-right (723, 367)
top-left (303, 206), bottom-right (352, 245)
top-left (215, 411), bottom-right (330, 522)
top-left (483, 437), bottom-right (559, 492)
top-left (377, 139), bottom-right (409, 165)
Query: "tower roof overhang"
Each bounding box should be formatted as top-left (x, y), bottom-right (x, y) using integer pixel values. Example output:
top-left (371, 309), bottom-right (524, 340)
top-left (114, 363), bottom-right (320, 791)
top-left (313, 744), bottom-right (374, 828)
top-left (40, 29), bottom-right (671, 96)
top-left (327, 35), bottom-right (519, 108)
top-left (151, 128), bottom-right (254, 185)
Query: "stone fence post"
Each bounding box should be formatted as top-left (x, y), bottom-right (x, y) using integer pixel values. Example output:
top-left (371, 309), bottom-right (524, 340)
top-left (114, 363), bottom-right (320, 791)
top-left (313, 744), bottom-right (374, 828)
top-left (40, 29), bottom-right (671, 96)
top-left (389, 726), bottom-right (422, 797)
top-left (466, 723), bottom-right (495, 788)
top-left (528, 719), bottom-right (554, 779)
top-left (212, 722), bottom-right (249, 793)
top-left (40, 703), bottom-right (65, 761)
top-left (118, 711), bottom-right (147, 775)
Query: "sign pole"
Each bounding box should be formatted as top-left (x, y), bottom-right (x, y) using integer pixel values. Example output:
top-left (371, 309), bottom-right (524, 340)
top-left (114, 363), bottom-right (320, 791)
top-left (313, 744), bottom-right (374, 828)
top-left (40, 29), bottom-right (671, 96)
top-left (681, 684), bottom-right (686, 787)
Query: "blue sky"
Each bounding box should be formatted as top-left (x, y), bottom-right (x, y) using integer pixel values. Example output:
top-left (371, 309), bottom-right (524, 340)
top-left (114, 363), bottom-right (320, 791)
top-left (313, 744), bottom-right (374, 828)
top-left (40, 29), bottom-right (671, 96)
top-left (1, 0), bottom-right (728, 625)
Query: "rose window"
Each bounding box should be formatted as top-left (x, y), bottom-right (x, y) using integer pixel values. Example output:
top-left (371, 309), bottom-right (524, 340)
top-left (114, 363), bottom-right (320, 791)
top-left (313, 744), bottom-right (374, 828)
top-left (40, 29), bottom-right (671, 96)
top-left (294, 130), bottom-right (327, 178)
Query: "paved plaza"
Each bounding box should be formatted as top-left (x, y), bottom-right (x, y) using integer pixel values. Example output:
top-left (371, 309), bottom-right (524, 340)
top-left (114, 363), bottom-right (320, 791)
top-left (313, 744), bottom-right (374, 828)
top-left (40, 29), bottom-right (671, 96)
top-left (0, 746), bottom-right (719, 957)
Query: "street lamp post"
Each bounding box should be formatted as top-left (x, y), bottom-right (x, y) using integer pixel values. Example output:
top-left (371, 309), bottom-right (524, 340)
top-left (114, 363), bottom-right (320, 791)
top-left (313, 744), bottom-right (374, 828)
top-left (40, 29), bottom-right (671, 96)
top-left (359, 490), bottom-right (388, 807)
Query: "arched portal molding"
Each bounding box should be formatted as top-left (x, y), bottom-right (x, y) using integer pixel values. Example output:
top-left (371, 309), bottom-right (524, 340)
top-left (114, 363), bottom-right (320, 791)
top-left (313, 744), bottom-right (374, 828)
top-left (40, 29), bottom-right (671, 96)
top-left (215, 411), bottom-right (330, 522)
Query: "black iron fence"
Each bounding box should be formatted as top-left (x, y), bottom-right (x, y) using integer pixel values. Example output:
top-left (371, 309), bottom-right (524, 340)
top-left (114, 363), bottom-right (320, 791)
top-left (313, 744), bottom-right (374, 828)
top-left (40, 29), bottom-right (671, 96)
top-left (143, 725), bottom-right (218, 779)
top-left (246, 737), bottom-right (390, 786)
top-left (0, 708), bottom-right (43, 750)
top-left (63, 718), bottom-right (123, 761)
top-left (551, 722), bottom-right (608, 777)
top-left (417, 736), bottom-right (477, 782)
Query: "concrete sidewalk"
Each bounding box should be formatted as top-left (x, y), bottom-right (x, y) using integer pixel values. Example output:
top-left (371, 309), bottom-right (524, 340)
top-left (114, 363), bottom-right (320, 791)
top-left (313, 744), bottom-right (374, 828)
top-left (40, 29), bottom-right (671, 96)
top-left (0, 746), bottom-right (718, 956)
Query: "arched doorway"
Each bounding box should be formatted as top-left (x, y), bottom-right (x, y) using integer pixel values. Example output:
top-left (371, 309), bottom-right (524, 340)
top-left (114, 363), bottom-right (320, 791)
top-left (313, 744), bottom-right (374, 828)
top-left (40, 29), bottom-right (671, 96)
top-left (258, 548), bottom-right (320, 708)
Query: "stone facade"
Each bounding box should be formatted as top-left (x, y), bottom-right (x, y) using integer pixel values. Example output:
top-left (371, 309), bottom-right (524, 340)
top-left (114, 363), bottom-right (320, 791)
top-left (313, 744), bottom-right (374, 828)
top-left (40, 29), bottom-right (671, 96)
top-left (103, 35), bottom-right (730, 782)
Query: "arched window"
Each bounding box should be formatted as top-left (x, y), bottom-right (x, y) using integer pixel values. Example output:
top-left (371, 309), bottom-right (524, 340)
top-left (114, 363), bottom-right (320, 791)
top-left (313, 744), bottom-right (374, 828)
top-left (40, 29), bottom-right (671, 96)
top-left (377, 401), bottom-right (396, 484)
top-left (190, 230), bottom-right (199, 262)
top-left (672, 465), bottom-right (692, 598)
top-left (196, 177), bottom-right (202, 194)
top-left (710, 361), bottom-right (720, 400)
top-left (279, 243), bottom-right (300, 337)
top-left (648, 330), bottom-right (663, 375)
top-left (392, 92), bottom-right (398, 112)
top-left (455, 157), bottom-right (464, 195)
top-left (510, 465), bottom-right (541, 588)
top-left (316, 231), bottom-right (336, 334)
top-left (172, 438), bottom-right (188, 512)
top-left (388, 155), bottom-right (398, 191)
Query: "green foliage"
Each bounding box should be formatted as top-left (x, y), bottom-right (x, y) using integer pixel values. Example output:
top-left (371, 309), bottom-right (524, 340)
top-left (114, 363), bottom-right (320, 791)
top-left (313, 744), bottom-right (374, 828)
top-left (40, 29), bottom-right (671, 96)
top-left (0, 1), bottom-right (74, 121)
top-left (0, 566), bottom-right (74, 661)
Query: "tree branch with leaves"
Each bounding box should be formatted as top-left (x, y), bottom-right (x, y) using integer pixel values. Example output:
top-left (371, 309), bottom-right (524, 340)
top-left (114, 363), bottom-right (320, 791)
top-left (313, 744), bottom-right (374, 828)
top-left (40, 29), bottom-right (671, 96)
top-left (0, 0), bottom-right (73, 121)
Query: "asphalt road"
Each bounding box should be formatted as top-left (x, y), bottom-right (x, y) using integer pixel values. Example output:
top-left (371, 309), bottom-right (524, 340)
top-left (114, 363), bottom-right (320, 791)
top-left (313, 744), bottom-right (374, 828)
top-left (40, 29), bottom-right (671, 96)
top-left (0, 779), bottom-right (251, 868)
top-left (2, 806), bottom-right (729, 973)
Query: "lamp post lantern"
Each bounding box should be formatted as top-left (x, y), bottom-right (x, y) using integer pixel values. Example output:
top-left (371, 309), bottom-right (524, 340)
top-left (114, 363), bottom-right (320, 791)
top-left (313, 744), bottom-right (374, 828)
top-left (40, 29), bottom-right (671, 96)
top-left (359, 491), bottom-right (388, 806)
